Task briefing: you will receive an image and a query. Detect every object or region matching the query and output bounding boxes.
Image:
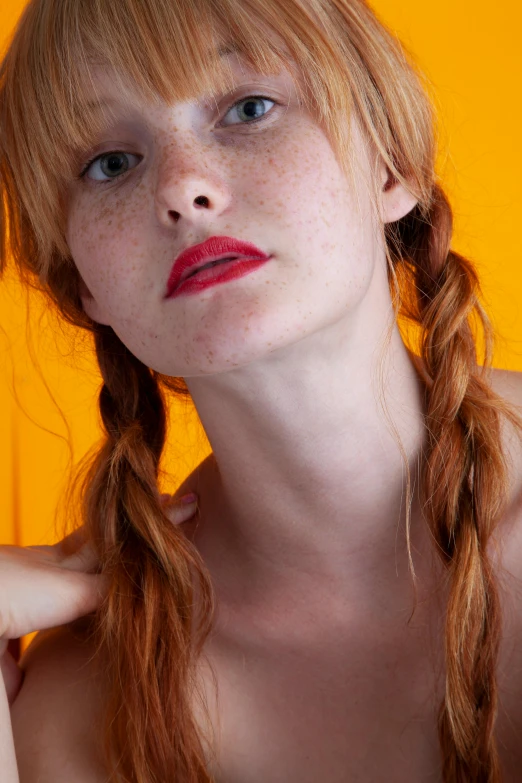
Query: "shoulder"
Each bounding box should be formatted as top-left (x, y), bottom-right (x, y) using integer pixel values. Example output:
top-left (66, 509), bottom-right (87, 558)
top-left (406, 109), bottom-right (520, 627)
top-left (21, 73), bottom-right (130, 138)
top-left (489, 367), bottom-right (522, 410)
top-left (10, 619), bottom-right (108, 782)
top-left (487, 368), bottom-right (522, 481)
top-left (484, 369), bottom-right (522, 572)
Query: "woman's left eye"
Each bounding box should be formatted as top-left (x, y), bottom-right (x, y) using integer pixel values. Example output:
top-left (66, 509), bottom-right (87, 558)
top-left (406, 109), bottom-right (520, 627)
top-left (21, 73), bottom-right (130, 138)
top-left (220, 95), bottom-right (277, 127)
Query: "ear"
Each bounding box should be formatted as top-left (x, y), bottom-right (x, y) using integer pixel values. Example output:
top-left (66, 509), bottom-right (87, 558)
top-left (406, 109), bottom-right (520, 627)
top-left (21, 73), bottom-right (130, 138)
top-left (78, 276), bottom-right (112, 326)
top-left (379, 164), bottom-right (418, 224)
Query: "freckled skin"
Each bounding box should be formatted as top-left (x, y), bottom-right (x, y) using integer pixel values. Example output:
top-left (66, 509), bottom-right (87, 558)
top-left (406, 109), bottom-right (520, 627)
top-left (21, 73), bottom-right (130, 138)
top-left (54, 47), bottom-right (522, 783)
top-left (66, 58), bottom-right (389, 378)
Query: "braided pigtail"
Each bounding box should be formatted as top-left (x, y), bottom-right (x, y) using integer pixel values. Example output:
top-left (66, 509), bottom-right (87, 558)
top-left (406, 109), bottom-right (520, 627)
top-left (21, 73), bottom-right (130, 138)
top-left (82, 325), bottom-right (216, 783)
top-left (387, 184), bottom-right (516, 781)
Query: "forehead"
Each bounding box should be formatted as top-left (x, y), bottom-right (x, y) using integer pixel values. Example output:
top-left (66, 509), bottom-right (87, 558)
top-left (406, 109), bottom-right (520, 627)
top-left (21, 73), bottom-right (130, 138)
top-left (81, 41), bottom-right (300, 113)
top-left (76, 49), bottom-right (373, 190)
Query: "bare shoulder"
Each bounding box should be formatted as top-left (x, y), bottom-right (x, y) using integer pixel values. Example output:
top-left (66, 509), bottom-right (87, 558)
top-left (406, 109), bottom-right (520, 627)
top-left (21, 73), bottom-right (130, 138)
top-left (487, 368), bottom-right (522, 480)
top-left (484, 369), bottom-right (522, 578)
top-left (489, 367), bottom-right (522, 410)
top-left (10, 618), bottom-right (109, 782)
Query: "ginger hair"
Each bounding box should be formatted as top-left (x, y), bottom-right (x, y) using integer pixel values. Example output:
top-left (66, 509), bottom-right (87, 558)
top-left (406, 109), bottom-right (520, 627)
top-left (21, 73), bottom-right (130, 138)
top-left (1, 0), bottom-right (519, 779)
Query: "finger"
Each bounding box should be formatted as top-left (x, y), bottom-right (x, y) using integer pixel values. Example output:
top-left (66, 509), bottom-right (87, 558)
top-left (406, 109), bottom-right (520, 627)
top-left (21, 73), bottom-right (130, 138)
top-left (60, 540), bottom-right (100, 573)
top-left (58, 497), bottom-right (198, 571)
top-left (162, 494), bottom-right (199, 526)
top-left (0, 649), bottom-right (24, 707)
top-left (58, 571), bottom-right (110, 619)
top-left (25, 537), bottom-right (84, 563)
top-left (54, 526), bottom-right (89, 557)
top-left (24, 528), bottom-right (89, 566)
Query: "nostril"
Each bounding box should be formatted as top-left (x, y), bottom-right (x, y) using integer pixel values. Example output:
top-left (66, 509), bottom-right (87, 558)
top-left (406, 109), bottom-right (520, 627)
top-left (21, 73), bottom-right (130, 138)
top-left (194, 195), bottom-right (209, 207)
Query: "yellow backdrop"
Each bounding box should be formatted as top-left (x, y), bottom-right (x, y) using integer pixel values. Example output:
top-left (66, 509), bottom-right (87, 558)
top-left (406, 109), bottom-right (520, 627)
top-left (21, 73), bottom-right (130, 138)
top-left (1, 0), bottom-right (521, 556)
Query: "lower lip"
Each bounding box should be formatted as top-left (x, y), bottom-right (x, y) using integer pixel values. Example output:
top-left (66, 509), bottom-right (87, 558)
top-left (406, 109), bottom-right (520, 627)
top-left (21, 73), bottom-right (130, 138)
top-left (167, 256), bottom-right (271, 299)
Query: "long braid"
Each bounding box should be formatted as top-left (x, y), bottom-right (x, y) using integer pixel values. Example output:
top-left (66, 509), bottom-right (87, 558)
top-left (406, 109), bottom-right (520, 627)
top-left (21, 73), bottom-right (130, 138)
top-left (1, 0), bottom-right (519, 778)
top-left (82, 325), bottom-right (215, 783)
top-left (388, 184), bottom-right (509, 780)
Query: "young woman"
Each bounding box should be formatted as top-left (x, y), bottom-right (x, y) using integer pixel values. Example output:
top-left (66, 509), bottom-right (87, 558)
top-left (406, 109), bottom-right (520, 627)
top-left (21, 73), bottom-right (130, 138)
top-left (1, 0), bottom-right (521, 780)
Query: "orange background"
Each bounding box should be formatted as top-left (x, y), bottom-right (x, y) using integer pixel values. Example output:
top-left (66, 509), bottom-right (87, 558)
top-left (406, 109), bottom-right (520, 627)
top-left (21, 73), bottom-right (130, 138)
top-left (1, 0), bottom-right (522, 555)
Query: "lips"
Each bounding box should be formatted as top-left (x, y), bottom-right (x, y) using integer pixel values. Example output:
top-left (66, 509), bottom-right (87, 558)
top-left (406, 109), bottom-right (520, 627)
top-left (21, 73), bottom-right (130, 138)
top-left (165, 236), bottom-right (270, 298)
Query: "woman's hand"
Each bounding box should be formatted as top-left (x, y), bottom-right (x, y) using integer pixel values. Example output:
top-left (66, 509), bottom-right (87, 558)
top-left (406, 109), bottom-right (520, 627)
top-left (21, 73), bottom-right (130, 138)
top-left (0, 492), bottom-right (198, 705)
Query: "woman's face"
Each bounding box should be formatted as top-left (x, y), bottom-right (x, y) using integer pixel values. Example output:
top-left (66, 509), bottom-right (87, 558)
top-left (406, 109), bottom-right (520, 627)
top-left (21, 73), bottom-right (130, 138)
top-left (65, 53), bottom-right (409, 377)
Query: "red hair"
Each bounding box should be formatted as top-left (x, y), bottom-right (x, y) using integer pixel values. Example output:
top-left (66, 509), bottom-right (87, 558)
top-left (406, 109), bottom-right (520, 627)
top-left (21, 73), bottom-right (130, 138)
top-left (1, 0), bottom-right (520, 779)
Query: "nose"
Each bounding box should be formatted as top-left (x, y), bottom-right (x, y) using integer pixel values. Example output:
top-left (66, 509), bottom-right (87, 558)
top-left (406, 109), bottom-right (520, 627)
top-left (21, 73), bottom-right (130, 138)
top-left (154, 146), bottom-right (232, 227)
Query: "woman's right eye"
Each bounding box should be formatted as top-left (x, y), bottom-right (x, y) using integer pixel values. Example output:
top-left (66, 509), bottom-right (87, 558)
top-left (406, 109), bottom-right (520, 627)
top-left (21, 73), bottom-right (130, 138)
top-left (80, 151), bottom-right (141, 183)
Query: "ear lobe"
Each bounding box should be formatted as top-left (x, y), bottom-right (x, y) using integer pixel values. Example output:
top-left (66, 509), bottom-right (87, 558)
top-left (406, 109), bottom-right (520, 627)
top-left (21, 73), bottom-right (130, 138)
top-left (381, 167), bottom-right (418, 224)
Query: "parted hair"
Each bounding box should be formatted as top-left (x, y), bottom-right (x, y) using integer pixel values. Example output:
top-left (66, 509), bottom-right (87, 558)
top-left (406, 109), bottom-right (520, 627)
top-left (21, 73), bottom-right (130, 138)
top-left (0, 0), bottom-right (519, 780)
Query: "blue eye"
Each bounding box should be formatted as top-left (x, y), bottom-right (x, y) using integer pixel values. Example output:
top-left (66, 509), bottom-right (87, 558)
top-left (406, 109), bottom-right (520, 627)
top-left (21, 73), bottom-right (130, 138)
top-left (78, 95), bottom-right (278, 184)
top-left (221, 95), bottom-right (276, 126)
top-left (81, 151), bottom-right (141, 182)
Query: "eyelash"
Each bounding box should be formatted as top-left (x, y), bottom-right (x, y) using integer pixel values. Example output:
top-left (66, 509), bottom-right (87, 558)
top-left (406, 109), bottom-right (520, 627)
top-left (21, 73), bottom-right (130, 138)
top-left (78, 94), bottom-right (280, 185)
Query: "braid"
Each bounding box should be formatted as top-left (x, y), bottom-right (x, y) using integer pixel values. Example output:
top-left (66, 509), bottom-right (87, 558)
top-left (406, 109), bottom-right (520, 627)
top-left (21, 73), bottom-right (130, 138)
top-left (83, 325), bottom-right (215, 783)
top-left (387, 185), bottom-right (509, 781)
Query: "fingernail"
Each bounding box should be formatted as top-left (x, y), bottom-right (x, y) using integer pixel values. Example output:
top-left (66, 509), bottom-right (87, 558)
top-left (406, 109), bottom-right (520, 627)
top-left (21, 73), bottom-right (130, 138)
top-left (180, 493), bottom-right (198, 505)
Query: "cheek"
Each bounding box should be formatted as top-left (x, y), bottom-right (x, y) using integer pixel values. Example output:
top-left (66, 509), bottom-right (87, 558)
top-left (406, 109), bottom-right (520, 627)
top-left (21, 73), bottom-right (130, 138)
top-left (259, 126), bottom-right (375, 288)
top-left (66, 186), bottom-right (148, 304)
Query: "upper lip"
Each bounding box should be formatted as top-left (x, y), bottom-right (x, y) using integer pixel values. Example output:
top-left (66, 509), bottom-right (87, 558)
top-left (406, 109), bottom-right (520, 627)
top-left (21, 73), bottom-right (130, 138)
top-left (165, 235), bottom-right (270, 297)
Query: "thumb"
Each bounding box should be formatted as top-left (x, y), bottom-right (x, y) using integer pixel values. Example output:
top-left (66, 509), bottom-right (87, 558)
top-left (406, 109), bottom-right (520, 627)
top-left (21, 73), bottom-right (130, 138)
top-left (160, 493), bottom-right (199, 526)
top-left (0, 648), bottom-right (24, 706)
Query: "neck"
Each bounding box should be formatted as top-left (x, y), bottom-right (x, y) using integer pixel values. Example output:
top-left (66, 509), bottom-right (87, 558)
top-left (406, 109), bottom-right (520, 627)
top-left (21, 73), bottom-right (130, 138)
top-left (183, 292), bottom-right (431, 609)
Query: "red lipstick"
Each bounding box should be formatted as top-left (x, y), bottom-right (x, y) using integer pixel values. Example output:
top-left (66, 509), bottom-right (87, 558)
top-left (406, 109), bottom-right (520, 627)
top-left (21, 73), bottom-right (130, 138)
top-left (165, 236), bottom-right (271, 299)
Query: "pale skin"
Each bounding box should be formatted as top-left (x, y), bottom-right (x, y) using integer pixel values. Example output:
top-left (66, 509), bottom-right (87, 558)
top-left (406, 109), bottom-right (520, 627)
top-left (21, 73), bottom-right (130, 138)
top-left (3, 49), bottom-right (522, 782)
